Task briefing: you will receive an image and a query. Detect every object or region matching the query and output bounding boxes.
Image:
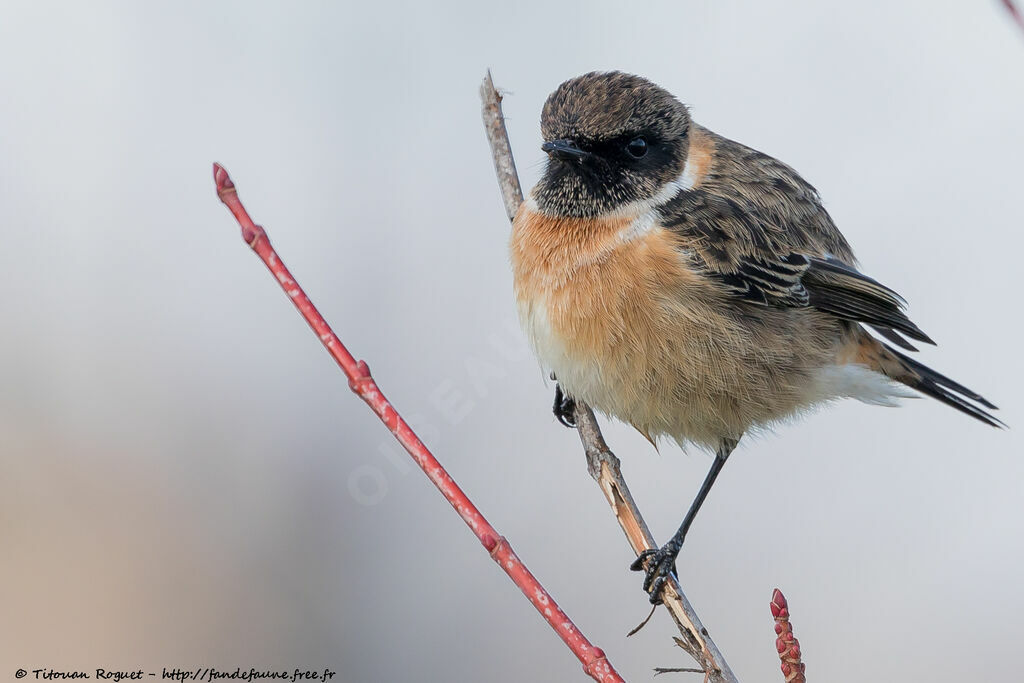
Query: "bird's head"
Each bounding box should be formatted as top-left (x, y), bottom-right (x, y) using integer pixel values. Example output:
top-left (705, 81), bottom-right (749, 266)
top-left (534, 71), bottom-right (691, 218)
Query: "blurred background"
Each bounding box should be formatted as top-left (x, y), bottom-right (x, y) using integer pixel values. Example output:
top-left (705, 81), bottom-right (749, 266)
top-left (2, 2), bottom-right (1022, 681)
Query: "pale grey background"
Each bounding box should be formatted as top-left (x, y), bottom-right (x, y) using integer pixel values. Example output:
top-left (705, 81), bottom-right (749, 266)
top-left (2, 2), bottom-right (1022, 682)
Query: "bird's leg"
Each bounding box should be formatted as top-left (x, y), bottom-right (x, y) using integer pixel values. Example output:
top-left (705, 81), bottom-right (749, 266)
top-left (551, 374), bottom-right (576, 428)
top-left (631, 436), bottom-right (739, 604)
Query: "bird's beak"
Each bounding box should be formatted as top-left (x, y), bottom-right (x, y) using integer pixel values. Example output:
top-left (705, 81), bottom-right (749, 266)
top-left (542, 139), bottom-right (591, 162)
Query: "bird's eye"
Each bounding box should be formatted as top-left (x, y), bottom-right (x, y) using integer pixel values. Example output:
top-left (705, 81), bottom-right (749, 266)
top-left (626, 137), bottom-right (648, 158)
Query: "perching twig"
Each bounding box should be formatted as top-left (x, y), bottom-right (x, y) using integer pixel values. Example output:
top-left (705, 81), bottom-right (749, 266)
top-left (573, 408), bottom-right (738, 681)
top-left (480, 71), bottom-right (739, 683)
top-left (770, 589), bottom-right (806, 683)
top-left (213, 163), bottom-right (625, 683)
top-left (481, 70), bottom-right (523, 223)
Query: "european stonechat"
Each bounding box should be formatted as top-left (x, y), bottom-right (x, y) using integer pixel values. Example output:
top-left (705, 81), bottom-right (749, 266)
top-left (509, 71), bottom-right (1002, 603)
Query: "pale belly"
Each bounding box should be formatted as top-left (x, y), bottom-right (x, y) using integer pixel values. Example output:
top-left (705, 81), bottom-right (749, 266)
top-left (520, 285), bottom-right (905, 449)
top-left (517, 280), bottom-right (772, 448)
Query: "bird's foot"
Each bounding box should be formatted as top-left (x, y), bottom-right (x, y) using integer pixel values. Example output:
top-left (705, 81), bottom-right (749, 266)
top-left (553, 383), bottom-right (576, 428)
top-left (630, 544), bottom-right (680, 605)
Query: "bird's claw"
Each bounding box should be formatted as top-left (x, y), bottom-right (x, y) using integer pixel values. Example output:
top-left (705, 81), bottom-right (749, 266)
top-left (553, 383), bottom-right (576, 428)
top-left (630, 546), bottom-right (679, 604)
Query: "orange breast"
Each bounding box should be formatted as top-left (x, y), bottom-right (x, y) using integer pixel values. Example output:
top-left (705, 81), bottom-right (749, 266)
top-left (510, 201), bottom-right (705, 382)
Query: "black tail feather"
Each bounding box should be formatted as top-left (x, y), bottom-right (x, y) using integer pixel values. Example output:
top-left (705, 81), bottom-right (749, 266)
top-left (888, 347), bottom-right (998, 409)
top-left (885, 345), bottom-right (1004, 428)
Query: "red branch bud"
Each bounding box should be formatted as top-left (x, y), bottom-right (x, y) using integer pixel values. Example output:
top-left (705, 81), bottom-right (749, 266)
top-left (771, 589), bottom-right (806, 683)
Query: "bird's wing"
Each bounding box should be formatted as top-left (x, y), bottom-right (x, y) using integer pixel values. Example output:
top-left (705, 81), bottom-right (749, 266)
top-left (654, 131), bottom-right (1002, 426)
top-left (656, 142), bottom-right (934, 348)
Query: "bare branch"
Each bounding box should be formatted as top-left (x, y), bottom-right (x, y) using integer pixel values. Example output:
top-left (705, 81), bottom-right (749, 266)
top-left (480, 70), bottom-right (524, 221)
top-left (213, 163), bottom-right (625, 683)
top-left (480, 72), bottom-right (740, 683)
top-left (573, 406), bottom-right (738, 681)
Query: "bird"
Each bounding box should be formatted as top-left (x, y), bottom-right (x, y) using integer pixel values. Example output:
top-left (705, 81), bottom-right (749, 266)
top-left (508, 71), bottom-right (1002, 604)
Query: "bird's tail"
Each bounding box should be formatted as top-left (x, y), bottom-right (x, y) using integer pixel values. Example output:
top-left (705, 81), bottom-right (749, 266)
top-left (874, 340), bottom-right (1004, 428)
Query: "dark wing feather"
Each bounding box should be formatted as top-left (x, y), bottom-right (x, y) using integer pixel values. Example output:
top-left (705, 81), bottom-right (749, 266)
top-left (713, 253), bottom-right (811, 307)
top-left (657, 132), bottom-right (932, 345)
top-left (802, 256), bottom-right (935, 345)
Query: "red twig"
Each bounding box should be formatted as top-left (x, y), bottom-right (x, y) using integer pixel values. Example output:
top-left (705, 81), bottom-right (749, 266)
top-left (212, 163), bottom-right (625, 683)
top-left (1002, 0), bottom-right (1024, 36)
top-left (770, 589), bottom-right (805, 683)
